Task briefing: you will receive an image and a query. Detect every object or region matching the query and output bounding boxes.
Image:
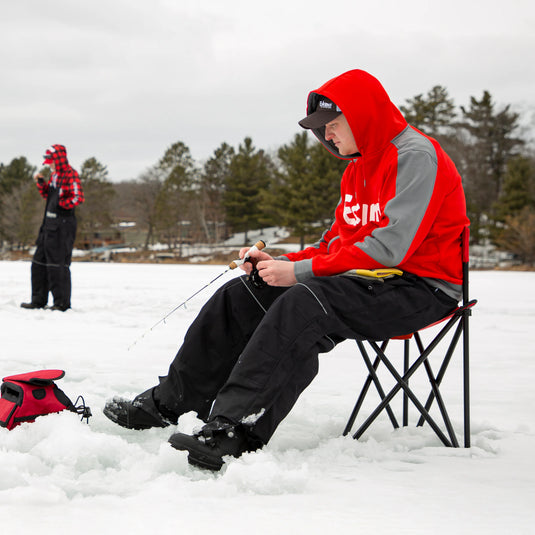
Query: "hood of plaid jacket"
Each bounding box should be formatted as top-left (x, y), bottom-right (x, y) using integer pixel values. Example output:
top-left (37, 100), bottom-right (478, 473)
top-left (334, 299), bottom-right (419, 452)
top-left (43, 144), bottom-right (72, 174)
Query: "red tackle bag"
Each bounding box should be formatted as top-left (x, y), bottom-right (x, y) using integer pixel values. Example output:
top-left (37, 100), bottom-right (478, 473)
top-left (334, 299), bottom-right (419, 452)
top-left (0, 369), bottom-right (91, 430)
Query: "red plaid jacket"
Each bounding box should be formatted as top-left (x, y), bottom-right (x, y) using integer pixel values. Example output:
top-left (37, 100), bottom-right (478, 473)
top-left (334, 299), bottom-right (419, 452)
top-left (37, 144), bottom-right (84, 210)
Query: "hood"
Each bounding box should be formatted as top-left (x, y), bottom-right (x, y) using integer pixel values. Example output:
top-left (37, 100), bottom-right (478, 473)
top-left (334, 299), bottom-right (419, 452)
top-left (43, 144), bottom-right (71, 173)
top-left (303, 69), bottom-right (407, 159)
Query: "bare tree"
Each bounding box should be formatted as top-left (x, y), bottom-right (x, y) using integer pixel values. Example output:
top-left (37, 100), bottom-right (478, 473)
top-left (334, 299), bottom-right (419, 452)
top-left (0, 182), bottom-right (42, 248)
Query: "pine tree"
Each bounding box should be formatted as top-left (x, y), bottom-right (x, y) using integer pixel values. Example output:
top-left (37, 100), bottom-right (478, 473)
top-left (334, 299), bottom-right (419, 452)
top-left (223, 137), bottom-right (275, 244)
top-left (153, 142), bottom-right (196, 251)
top-left (309, 140), bottom-right (347, 216)
top-left (492, 155), bottom-right (535, 255)
top-left (400, 85), bottom-right (456, 138)
top-left (494, 155), bottom-right (535, 220)
top-left (199, 143), bottom-right (234, 242)
top-left (459, 91), bottom-right (524, 243)
top-left (269, 133), bottom-right (346, 248)
top-left (0, 156), bottom-right (35, 195)
top-left (77, 158), bottom-right (116, 249)
top-left (264, 132), bottom-right (310, 248)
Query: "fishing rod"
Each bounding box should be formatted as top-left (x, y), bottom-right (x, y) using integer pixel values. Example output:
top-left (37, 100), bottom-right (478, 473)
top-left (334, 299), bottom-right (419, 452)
top-left (128, 240), bottom-right (266, 350)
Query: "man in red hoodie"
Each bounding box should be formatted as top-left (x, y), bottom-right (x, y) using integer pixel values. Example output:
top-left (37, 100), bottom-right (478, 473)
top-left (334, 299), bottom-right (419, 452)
top-left (104, 70), bottom-right (469, 470)
top-left (21, 144), bottom-right (84, 311)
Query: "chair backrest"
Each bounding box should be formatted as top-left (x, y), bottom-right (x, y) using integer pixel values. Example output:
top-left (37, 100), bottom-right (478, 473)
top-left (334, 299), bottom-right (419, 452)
top-left (461, 226), bottom-right (470, 305)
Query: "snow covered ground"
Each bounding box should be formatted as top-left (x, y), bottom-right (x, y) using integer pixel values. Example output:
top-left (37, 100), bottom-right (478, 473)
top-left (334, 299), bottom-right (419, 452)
top-left (1, 260), bottom-right (534, 534)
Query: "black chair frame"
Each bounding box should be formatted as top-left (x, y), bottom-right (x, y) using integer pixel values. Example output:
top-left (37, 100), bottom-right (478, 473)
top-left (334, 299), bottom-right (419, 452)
top-left (343, 227), bottom-right (476, 448)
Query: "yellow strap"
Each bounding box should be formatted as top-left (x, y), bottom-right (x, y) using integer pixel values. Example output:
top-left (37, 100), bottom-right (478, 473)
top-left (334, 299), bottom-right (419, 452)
top-left (348, 268), bottom-right (403, 279)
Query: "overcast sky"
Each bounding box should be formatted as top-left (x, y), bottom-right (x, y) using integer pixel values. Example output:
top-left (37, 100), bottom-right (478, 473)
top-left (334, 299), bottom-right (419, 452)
top-left (1, 0), bottom-right (534, 182)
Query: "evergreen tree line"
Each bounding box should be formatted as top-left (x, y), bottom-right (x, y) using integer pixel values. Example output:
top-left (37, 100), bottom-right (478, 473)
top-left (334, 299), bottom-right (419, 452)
top-left (1, 86), bottom-right (534, 264)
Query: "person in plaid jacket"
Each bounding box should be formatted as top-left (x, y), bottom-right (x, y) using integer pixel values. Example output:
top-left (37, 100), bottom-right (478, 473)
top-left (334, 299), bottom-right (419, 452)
top-left (21, 144), bottom-right (84, 311)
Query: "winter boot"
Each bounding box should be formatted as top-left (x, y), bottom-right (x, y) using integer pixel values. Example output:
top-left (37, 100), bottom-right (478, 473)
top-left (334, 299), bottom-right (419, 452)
top-left (168, 417), bottom-right (259, 471)
top-left (48, 304), bottom-right (70, 311)
top-left (20, 302), bottom-right (46, 309)
top-left (103, 387), bottom-right (176, 430)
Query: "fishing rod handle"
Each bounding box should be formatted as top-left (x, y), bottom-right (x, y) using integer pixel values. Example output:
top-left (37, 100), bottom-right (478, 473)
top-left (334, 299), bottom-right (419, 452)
top-left (228, 240), bottom-right (266, 269)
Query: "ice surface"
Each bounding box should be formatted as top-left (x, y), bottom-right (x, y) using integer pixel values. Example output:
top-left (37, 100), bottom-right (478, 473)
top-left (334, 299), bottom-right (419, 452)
top-left (1, 261), bottom-right (534, 534)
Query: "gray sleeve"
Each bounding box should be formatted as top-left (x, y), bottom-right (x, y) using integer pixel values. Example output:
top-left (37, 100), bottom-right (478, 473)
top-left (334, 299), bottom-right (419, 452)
top-left (275, 255), bottom-right (313, 283)
top-left (357, 145), bottom-right (438, 266)
top-left (293, 259), bottom-right (314, 282)
top-left (275, 256), bottom-right (314, 282)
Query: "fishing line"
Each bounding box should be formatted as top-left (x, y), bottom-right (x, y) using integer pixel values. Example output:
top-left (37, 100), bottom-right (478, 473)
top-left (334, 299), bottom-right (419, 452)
top-left (128, 240), bottom-right (266, 350)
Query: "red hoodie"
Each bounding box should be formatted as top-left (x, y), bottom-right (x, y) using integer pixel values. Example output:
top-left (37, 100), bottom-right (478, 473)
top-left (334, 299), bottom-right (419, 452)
top-left (285, 70), bottom-right (469, 300)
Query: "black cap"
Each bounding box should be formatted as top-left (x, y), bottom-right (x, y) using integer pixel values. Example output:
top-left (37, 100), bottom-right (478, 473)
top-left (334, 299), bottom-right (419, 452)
top-left (299, 96), bottom-right (342, 129)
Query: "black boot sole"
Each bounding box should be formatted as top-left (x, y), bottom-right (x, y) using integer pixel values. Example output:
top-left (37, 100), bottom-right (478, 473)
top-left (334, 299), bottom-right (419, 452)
top-left (103, 401), bottom-right (169, 430)
top-left (168, 432), bottom-right (224, 471)
top-left (20, 303), bottom-right (46, 309)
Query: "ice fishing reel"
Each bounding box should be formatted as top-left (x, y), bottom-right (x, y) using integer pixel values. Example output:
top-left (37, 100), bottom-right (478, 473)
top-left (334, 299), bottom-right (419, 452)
top-left (247, 257), bottom-right (266, 288)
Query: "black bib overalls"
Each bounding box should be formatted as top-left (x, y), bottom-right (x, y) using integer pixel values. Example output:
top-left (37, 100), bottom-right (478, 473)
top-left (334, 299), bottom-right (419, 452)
top-left (30, 181), bottom-right (77, 308)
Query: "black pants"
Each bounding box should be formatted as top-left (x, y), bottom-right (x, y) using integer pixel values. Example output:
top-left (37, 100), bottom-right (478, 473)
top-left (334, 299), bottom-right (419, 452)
top-left (31, 215), bottom-right (77, 308)
top-left (157, 273), bottom-right (457, 444)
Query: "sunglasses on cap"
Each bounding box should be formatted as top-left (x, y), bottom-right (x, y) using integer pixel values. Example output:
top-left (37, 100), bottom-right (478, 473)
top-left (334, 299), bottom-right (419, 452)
top-left (42, 148), bottom-right (56, 164)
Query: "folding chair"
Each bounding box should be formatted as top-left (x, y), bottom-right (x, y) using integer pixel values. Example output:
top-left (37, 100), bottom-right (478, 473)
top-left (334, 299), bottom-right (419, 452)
top-left (343, 226), bottom-right (476, 448)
